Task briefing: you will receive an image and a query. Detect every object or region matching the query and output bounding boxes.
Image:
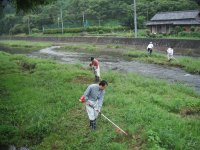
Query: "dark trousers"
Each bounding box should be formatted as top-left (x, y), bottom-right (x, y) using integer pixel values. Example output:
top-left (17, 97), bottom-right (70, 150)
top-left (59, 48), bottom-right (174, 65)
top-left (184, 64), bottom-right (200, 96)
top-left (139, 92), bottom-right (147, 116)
top-left (147, 48), bottom-right (152, 55)
top-left (90, 119), bottom-right (96, 130)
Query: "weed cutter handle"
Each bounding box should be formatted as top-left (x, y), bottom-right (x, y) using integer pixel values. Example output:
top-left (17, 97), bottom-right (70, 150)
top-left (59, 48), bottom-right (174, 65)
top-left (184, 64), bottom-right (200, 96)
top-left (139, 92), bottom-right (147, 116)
top-left (101, 113), bottom-right (128, 136)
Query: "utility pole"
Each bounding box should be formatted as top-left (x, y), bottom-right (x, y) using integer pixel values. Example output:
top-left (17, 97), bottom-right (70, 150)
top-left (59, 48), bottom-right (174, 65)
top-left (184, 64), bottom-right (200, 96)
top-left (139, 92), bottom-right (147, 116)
top-left (146, 3), bottom-right (149, 21)
top-left (27, 16), bottom-right (31, 35)
top-left (82, 12), bottom-right (85, 27)
top-left (58, 17), bottom-right (60, 28)
top-left (133, 0), bottom-right (137, 38)
top-left (60, 8), bottom-right (64, 34)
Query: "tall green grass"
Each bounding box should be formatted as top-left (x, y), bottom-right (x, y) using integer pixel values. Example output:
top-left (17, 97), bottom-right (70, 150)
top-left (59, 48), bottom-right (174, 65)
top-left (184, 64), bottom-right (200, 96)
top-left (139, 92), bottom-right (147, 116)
top-left (61, 44), bottom-right (97, 52)
top-left (0, 40), bottom-right (52, 47)
top-left (125, 50), bottom-right (200, 74)
top-left (0, 51), bottom-right (200, 150)
top-left (0, 40), bottom-right (52, 53)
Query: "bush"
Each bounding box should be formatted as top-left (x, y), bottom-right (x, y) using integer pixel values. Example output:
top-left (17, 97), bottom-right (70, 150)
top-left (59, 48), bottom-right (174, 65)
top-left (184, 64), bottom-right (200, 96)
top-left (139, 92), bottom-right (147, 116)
top-left (43, 26), bottom-right (129, 34)
top-left (32, 28), bottom-right (40, 33)
top-left (195, 27), bottom-right (200, 32)
top-left (190, 26), bottom-right (195, 32)
top-left (147, 32), bottom-right (157, 38)
top-left (178, 31), bottom-right (200, 38)
top-left (174, 26), bottom-right (183, 34)
top-left (146, 29), bottom-right (151, 36)
top-left (9, 24), bottom-right (28, 35)
top-left (98, 30), bottom-right (104, 34)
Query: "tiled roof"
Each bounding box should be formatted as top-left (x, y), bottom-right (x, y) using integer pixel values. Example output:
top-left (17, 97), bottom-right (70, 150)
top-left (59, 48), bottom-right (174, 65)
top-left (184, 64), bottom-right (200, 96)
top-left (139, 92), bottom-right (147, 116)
top-left (151, 10), bottom-right (200, 21)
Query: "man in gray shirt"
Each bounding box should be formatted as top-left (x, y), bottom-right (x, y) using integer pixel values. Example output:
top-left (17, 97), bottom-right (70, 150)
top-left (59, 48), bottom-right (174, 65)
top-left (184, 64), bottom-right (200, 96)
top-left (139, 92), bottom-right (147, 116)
top-left (83, 80), bottom-right (108, 130)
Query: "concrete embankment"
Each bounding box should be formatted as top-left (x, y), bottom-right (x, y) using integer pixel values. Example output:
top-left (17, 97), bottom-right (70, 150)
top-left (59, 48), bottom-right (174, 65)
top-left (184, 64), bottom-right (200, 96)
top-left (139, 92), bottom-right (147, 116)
top-left (0, 36), bottom-right (200, 56)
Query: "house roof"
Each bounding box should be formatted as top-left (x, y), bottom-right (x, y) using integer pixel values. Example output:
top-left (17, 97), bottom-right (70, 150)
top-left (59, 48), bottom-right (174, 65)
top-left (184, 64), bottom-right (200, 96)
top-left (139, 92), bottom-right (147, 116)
top-left (151, 10), bottom-right (200, 21)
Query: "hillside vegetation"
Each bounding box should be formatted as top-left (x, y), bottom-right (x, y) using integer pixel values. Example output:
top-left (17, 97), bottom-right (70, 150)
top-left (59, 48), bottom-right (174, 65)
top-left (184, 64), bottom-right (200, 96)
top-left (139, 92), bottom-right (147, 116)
top-left (0, 0), bottom-right (199, 35)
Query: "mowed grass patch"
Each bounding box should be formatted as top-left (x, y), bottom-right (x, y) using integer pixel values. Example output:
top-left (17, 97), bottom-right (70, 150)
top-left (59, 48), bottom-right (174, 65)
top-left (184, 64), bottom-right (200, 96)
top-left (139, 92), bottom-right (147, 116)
top-left (0, 51), bottom-right (200, 150)
top-left (125, 50), bottom-right (200, 74)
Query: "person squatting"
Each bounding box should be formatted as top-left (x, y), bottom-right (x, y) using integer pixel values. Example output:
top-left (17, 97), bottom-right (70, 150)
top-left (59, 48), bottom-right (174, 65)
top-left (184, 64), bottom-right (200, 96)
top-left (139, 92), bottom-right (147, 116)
top-left (147, 42), bottom-right (154, 55)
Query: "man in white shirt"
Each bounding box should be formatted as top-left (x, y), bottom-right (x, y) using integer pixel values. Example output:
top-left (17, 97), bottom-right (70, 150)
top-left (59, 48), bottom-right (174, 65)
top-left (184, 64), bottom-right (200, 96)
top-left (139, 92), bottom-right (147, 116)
top-left (147, 42), bottom-right (154, 55)
top-left (167, 46), bottom-right (174, 62)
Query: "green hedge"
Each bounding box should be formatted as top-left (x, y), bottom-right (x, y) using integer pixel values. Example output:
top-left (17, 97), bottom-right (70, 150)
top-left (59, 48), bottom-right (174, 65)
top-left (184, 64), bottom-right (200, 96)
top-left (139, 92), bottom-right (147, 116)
top-left (178, 31), bottom-right (200, 38)
top-left (43, 26), bottom-right (130, 34)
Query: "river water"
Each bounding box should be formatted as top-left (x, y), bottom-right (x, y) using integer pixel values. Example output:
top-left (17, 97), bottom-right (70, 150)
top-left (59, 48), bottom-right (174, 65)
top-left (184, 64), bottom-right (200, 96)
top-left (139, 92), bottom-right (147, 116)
top-left (29, 46), bottom-right (200, 93)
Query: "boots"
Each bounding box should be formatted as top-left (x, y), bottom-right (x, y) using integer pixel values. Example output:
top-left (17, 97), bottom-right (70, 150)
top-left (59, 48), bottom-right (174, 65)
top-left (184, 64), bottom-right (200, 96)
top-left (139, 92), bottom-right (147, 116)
top-left (95, 76), bottom-right (100, 82)
top-left (89, 120), bottom-right (92, 127)
top-left (90, 119), bottom-right (96, 130)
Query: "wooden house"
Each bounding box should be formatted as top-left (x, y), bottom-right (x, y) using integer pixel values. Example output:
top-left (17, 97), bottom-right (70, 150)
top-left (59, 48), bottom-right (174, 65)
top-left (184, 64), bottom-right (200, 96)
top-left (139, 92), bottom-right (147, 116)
top-left (146, 10), bottom-right (200, 33)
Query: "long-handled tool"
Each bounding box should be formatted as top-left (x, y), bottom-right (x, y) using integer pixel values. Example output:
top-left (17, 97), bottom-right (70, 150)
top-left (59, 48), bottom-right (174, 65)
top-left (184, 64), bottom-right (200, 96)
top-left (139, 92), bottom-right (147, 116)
top-left (100, 112), bottom-right (128, 135)
top-left (79, 96), bottom-right (128, 135)
top-left (172, 56), bottom-right (178, 61)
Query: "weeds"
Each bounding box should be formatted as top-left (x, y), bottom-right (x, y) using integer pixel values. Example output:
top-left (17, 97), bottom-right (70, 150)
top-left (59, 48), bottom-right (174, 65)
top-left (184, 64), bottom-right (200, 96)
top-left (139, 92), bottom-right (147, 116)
top-left (125, 50), bottom-right (200, 74)
top-left (62, 44), bottom-right (97, 52)
top-left (0, 51), bottom-right (200, 150)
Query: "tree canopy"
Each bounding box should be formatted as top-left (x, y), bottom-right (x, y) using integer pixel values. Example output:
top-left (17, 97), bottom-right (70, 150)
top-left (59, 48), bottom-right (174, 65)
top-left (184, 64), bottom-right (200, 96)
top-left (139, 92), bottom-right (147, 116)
top-left (0, 0), bottom-right (56, 13)
top-left (0, 0), bottom-right (200, 35)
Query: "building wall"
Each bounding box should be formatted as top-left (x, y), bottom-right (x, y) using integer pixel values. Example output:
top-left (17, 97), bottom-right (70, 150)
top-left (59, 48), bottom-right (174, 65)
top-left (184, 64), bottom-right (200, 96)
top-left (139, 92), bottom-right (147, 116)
top-left (148, 24), bottom-right (200, 33)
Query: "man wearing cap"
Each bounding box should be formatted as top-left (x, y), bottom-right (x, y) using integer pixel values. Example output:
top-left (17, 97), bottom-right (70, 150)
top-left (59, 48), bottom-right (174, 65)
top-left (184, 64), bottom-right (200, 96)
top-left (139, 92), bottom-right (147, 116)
top-left (147, 42), bottom-right (154, 55)
top-left (80, 80), bottom-right (108, 130)
top-left (89, 57), bottom-right (100, 82)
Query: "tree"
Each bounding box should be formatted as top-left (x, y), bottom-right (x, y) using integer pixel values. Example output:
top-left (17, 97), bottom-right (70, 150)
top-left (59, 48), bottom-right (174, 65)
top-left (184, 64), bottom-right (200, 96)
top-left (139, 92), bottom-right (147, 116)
top-left (193, 0), bottom-right (200, 5)
top-left (0, 0), bottom-right (56, 13)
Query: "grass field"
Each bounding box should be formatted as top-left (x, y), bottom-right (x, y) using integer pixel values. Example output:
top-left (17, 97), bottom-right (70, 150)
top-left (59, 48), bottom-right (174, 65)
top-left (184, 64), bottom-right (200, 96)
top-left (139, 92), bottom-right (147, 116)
top-left (0, 40), bottom-right (52, 54)
top-left (0, 51), bottom-right (200, 150)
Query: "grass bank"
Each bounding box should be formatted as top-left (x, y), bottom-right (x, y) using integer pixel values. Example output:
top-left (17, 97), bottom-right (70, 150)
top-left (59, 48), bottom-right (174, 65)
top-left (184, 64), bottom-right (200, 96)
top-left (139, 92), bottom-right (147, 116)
top-left (62, 44), bottom-right (98, 52)
top-left (125, 50), bottom-right (200, 74)
top-left (0, 51), bottom-right (200, 150)
top-left (58, 43), bottom-right (200, 74)
top-left (0, 40), bottom-right (52, 54)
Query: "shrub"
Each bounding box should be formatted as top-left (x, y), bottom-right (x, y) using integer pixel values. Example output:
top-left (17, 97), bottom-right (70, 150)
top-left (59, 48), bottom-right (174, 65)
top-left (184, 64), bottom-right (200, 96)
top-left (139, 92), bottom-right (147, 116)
top-left (190, 26), bottom-right (195, 32)
top-left (43, 26), bottom-right (129, 34)
top-left (174, 26), bottom-right (183, 34)
top-left (146, 29), bottom-right (151, 36)
top-left (195, 27), bottom-right (200, 32)
top-left (32, 28), bottom-right (40, 33)
top-left (9, 24), bottom-right (28, 35)
top-left (98, 30), bottom-right (104, 34)
top-left (178, 31), bottom-right (200, 38)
